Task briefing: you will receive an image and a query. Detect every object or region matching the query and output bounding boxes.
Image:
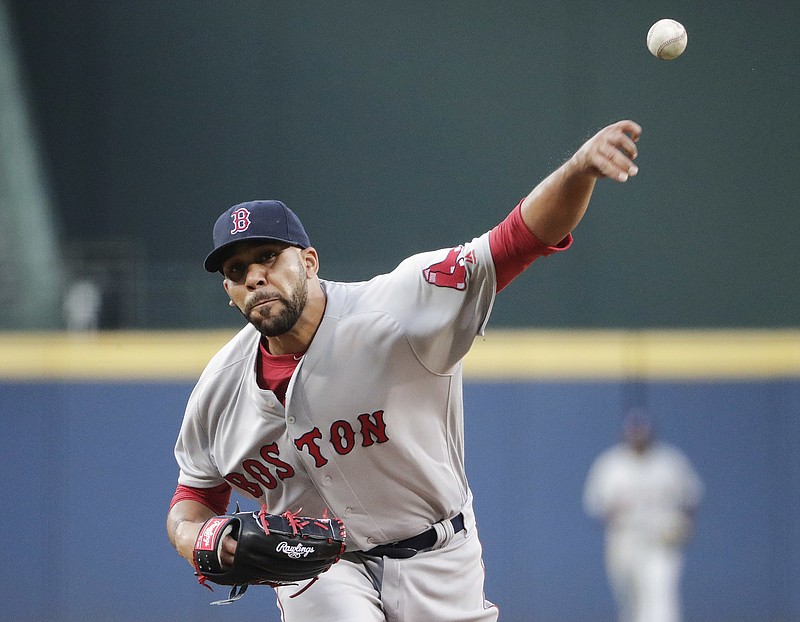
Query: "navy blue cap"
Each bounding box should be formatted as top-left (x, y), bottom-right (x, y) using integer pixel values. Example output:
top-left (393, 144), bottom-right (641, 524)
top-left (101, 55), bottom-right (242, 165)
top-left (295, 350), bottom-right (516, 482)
top-left (204, 200), bottom-right (311, 272)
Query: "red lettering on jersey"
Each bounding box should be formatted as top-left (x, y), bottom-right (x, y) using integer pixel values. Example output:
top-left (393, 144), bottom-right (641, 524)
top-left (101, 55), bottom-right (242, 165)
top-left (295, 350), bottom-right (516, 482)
top-left (330, 420), bottom-right (357, 456)
top-left (230, 208), bottom-right (251, 234)
top-left (226, 413), bottom-right (391, 491)
top-left (294, 427), bottom-right (328, 467)
top-left (224, 472), bottom-right (263, 498)
top-left (260, 443), bottom-right (295, 480)
top-left (422, 246), bottom-right (468, 290)
top-left (243, 458), bottom-right (278, 490)
top-left (358, 410), bottom-right (389, 447)
top-left (224, 443), bottom-right (295, 499)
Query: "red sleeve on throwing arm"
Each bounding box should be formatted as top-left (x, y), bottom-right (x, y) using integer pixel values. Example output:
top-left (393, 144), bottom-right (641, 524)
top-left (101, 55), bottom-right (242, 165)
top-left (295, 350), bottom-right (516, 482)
top-left (170, 482), bottom-right (232, 516)
top-left (489, 200), bottom-right (573, 293)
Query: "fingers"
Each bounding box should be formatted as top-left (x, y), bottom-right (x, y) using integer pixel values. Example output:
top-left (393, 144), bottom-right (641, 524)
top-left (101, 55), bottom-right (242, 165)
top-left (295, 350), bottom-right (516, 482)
top-left (615, 119), bottom-right (642, 144)
top-left (613, 123), bottom-right (641, 159)
top-left (609, 120), bottom-right (641, 182)
top-left (220, 535), bottom-right (238, 567)
top-left (605, 140), bottom-right (639, 183)
top-left (581, 120), bottom-right (642, 183)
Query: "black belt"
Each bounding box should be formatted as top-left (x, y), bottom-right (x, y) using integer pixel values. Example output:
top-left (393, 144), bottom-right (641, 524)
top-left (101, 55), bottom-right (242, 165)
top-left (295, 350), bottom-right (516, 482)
top-left (364, 513), bottom-right (465, 559)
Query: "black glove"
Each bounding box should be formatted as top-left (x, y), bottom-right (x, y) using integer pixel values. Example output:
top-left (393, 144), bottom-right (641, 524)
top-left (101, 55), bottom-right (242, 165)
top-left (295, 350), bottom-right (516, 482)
top-left (193, 507), bottom-right (346, 604)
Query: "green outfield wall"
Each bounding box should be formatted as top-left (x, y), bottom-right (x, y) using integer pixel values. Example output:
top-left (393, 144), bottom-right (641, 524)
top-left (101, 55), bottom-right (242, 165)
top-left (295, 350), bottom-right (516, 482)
top-left (5, 2), bottom-right (797, 329)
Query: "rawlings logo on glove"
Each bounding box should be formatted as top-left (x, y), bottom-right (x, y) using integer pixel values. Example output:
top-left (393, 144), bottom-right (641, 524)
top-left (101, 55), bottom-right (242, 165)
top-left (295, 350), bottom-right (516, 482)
top-left (193, 506), bottom-right (346, 605)
top-left (276, 541), bottom-right (316, 558)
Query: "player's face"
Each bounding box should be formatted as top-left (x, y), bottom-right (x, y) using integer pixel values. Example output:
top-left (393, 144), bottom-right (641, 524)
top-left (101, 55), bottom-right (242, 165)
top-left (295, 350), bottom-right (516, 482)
top-left (625, 423), bottom-right (653, 453)
top-left (222, 242), bottom-right (310, 337)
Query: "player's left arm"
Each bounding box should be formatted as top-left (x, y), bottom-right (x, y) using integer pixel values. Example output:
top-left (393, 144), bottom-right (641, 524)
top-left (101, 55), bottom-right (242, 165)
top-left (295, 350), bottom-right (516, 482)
top-left (520, 120), bottom-right (641, 246)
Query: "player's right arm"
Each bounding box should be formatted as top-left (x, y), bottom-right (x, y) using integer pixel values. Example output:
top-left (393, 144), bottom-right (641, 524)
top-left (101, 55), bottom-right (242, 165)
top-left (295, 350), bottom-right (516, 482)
top-left (488, 120), bottom-right (641, 292)
top-left (519, 119), bottom-right (641, 246)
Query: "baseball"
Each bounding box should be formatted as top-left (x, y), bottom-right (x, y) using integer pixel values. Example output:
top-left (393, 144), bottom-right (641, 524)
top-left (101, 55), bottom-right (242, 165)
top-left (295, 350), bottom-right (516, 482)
top-left (647, 19), bottom-right (687, 60)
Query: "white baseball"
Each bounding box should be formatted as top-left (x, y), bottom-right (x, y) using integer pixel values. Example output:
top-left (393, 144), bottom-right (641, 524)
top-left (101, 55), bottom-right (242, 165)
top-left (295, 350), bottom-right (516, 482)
top-left (647, 19), bottom-right (687, 60)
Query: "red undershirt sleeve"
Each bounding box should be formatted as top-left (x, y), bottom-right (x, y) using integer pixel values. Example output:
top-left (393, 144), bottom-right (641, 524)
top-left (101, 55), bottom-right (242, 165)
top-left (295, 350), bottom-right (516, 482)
top-left (489, 199), bottom-right (573, 293)
top-left (170, 482), bottom-right (232, 516)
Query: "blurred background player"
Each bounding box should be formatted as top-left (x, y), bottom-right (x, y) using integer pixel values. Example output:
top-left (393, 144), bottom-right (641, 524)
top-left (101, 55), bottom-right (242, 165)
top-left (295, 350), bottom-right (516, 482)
top-left (62, 278), bottom-right (102, 332)
top-left (583, 409), bottom-right (703, 622)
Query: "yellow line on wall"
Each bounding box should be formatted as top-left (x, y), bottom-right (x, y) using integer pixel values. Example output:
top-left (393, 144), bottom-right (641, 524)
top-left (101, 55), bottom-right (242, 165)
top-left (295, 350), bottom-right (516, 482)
top-left (0, 329), bottom-right (798, 381)
top-left (0, 331), bottom-right (234, 381)
top-left (465, 330), bottom-right (800, 380)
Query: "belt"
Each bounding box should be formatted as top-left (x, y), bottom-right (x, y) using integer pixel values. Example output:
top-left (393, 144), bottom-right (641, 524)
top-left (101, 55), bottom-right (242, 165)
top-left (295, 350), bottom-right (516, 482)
top-left (363, 513), bottom-right (465, 559)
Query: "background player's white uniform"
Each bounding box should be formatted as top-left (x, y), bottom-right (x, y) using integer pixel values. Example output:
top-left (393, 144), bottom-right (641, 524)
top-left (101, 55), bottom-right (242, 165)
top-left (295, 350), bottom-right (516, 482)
top-left (175, 233), bottom-right (500, 620)
top-left (583, 439), bottom-right (703, 622)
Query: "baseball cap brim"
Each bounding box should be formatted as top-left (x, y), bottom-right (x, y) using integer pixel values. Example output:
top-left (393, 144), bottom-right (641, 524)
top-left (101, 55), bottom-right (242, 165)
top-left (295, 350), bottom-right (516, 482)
top-left (203, 236), bottom-right (303, 273)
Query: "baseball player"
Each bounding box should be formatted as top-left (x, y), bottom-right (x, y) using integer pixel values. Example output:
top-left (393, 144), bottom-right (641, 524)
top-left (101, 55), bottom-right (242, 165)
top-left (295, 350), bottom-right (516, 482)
top-left (583, 410), bottom-right (704, 622)
top-left (167, 119), bottom-right (642, 621)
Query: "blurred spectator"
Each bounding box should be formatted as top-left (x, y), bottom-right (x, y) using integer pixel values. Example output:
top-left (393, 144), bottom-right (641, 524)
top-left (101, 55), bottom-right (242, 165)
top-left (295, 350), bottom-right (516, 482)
top-left (584, 409), bottom-right (703, 622)
top-left (62, 278), bottom-right (102, 332)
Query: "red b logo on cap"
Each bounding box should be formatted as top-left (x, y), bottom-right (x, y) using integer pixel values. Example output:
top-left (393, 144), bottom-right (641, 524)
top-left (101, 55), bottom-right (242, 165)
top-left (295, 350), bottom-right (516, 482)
top-left (230, 208), bottom-right (251, 234)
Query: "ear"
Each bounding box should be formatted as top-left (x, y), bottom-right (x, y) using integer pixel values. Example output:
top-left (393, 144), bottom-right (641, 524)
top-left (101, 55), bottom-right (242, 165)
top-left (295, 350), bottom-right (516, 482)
top-left (223, 278), bottom-right (231, 296)
top-left (301, 247), bottom-right (320, 278)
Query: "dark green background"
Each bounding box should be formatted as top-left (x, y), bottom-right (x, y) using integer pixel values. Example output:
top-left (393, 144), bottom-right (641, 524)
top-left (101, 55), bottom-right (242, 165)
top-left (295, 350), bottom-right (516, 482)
top-left (8, 1), bottom-right (798, 328)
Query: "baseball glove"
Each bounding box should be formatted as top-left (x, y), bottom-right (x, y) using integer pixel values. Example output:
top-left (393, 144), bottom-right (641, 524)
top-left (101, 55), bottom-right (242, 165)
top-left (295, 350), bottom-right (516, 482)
top-left (193, 505), bottom-right (346, 605)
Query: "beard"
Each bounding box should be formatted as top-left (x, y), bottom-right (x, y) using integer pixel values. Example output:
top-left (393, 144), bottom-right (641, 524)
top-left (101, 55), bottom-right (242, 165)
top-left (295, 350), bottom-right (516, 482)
top-left (244, 264), bottom-right (309, 337)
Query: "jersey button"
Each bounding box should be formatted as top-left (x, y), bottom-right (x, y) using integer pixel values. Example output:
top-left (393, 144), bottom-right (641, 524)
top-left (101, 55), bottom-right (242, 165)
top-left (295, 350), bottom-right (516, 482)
top-left (287, 415), bottom-right (296, 424)
top-left (367, 537), bottom-right (376, 545)
top-left (267, 399), bottom-right (276, 408)
top-left (323, 476), bottom-right (332, 485)
top-left (344, 507), bottom-right (353, 517)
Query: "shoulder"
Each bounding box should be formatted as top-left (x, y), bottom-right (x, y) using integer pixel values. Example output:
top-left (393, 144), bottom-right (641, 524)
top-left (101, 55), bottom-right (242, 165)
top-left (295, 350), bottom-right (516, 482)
top-left (652, 443), bottom-right (697, 470)
top-left (653, 442), bottom-right (689, 461)
top-left (598, 443), bottom-right (628, 460)
top-left (205, 324), bottom-right (259, 373)
top-left (337, 234), bottom-right (494, 299)
top-left (190, 324), bottom-right (259, 404)
top-left (590, 444), bottom-right (633, 471)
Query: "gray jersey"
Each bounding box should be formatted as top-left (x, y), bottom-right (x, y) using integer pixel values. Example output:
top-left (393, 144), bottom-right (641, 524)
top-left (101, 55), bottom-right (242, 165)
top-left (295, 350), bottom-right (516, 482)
top-left (175, 232), bottom-right (495, 551)
top-left (584, 441), bottom-right (704, 545)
